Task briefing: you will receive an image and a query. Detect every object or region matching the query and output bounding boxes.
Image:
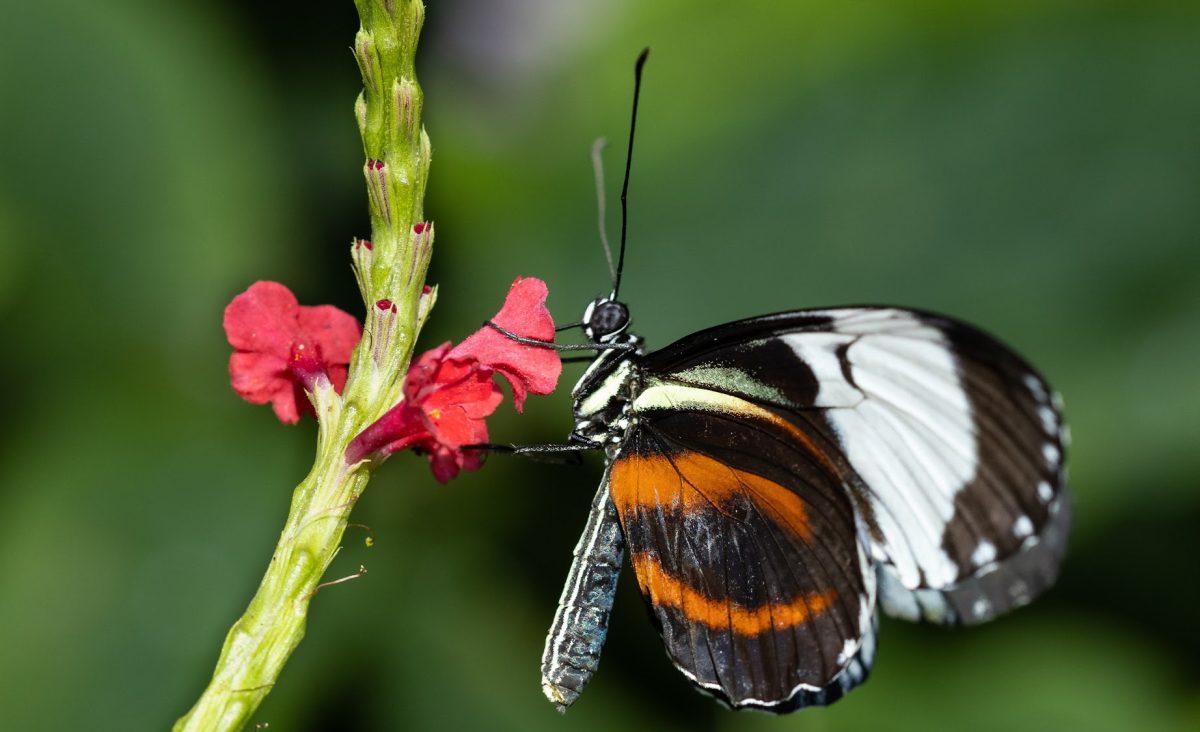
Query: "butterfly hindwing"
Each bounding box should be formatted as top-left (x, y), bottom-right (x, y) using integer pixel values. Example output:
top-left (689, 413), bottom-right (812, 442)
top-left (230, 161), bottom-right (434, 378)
top-left (608, 406), bottom-right (877, 711)
top-left (639, 306), bottom-right (1070, 626)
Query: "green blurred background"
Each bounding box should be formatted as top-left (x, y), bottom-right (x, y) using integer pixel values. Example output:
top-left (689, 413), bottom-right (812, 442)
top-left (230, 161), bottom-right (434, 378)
top-left (2, 1), bottom-right (1198, 729)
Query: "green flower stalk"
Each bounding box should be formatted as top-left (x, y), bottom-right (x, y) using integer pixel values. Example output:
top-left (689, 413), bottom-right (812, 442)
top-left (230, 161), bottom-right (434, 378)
top-left (174, 2), bottom-right (433, 729)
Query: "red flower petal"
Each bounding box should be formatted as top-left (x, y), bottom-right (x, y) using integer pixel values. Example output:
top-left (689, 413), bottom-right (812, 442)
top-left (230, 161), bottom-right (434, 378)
top-left (403, 342), bottom-right (454, 401)
top-left (297, 304), bottom-right (361, 366)
top-left (489, 275), bottom-right (556, 340)
top-left (224, 281), bottom-right (301, 357)
top-left (422, 387), bottom-right (498, 446)
top-left (345, 401), bottom-right (429, 464)
top-left (327, 364), bottom-right (350, 395)
top-left (224, 281), bottom-right (361, 423)
top-left (449, 276), bottom-right (562, 411)
top-left (229, 351), bottom-right (303, 424)
top-left (420, 358), bottom-right (504, 423)
top-left (428, 444), bottom-right (483, 484)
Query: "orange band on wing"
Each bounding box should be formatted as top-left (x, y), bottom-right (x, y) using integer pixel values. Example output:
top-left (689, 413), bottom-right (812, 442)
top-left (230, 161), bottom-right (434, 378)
top-left (630, 552), bottom-right (837, 634)
top-left (753, 407), bottom-right (839, 475)
top-left (611, 450), bottom-right (812, 542)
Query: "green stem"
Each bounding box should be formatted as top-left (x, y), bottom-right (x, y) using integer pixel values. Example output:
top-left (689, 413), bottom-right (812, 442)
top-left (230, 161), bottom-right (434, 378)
top-left (174, 2), bottom-right (432, 730)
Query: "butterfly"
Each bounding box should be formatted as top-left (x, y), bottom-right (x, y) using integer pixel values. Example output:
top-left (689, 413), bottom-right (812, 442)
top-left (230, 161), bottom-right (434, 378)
top-left (494, 49), bottom-right (1071, 714)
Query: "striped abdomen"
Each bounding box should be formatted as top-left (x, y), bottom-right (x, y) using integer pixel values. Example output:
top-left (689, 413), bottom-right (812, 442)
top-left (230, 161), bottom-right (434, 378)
top-left (540, 479), bottom-right (624, 711)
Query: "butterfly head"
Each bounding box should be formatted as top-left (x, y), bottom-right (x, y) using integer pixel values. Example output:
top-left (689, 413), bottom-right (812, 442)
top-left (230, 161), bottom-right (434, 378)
top-left (581, 297), bottom-right (630, 343)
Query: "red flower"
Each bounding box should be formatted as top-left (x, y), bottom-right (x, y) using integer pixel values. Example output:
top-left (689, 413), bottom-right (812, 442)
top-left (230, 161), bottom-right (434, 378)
top-left (345, 344), bottom-right (502, 482)
top-left (224, 281), bottom-right (361, 424)
top-left (449, 276), bottom-right (561, 411)
top-left (347, 276), bottom-right (562, 482)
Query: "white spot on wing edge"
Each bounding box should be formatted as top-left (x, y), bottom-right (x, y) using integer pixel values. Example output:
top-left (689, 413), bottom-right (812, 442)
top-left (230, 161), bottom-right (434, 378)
top-left (972, 597), bottom-right (992, 619)
top-left (971, 540), bottom-right (997, 567)
top-left (1013, 515), bottom-right (1034, 538)
top-left (1037, 480), bottom-right (1053, 503)
top-left (1043, 442), bottom-right (1061, 468)
top-left (1024, 373), bottom-right (1048, 401)
top-left (1038, 405), bottom-right (1057, 434)
top-left (837, 638), bottom-right (857, 666)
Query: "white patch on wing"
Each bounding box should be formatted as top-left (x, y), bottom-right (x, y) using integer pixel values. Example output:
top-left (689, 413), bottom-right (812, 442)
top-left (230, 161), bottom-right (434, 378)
top-left (632, 381), bottom-right (763, 417)
top-left (913, 587), bottom-right (952, 623)
top-left (971, 540), bottom-right (997, 567)
top-left (785, 310), bottom-right (978, 590)
top-left (674, 364), bottom-right (789, 404)
top-left (877, 565), bottom-right (919, 621)
top-left (837, 638), bottom-right (857, 666)
top-left (777, 332), bottom-right (863, 406)
top-left (1037, 480), bottom-right (1053, 503)
top-left (1013, 515), bottom-right (1034, 538)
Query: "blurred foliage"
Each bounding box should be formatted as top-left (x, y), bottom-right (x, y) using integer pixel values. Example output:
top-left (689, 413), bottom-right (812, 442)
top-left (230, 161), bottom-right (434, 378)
top-left (1, 1), bottom-right (1198, 730)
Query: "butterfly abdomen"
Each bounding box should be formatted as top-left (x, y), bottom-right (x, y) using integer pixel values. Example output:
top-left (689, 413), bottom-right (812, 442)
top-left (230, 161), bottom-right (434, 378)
top-left (540, 478), bottom-right (625, 712)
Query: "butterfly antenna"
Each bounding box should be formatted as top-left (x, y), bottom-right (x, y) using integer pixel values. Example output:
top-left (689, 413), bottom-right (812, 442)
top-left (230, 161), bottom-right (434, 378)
top-left (611, 47), bottom-right (649, 301)
top-left (591, 137), bottom-right (617, 284)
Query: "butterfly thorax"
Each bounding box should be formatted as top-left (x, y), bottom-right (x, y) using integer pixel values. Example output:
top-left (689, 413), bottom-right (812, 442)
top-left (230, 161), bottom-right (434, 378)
top-left (570, 332), bottom-right (644, 456)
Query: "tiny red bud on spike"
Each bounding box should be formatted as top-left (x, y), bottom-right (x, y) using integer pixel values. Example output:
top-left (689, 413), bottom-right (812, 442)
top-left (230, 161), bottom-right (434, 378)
top-left (369, 296), bottom-right (400, 367)
top-left (351, 238), bottom-right (375, 297)
top-left (406, 221), bottom-right (435, 287)
top-left (365, 159), bottom-right (392, 224)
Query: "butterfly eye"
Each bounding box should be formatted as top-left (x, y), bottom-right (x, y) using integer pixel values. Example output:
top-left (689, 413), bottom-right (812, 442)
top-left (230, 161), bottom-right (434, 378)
top-left (583, 299), bottom-right (630, 341)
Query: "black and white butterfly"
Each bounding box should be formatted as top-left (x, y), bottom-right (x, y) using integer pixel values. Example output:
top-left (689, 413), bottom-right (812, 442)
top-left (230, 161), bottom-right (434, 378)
top-left (488, 49), bottom-right (1070, 714)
